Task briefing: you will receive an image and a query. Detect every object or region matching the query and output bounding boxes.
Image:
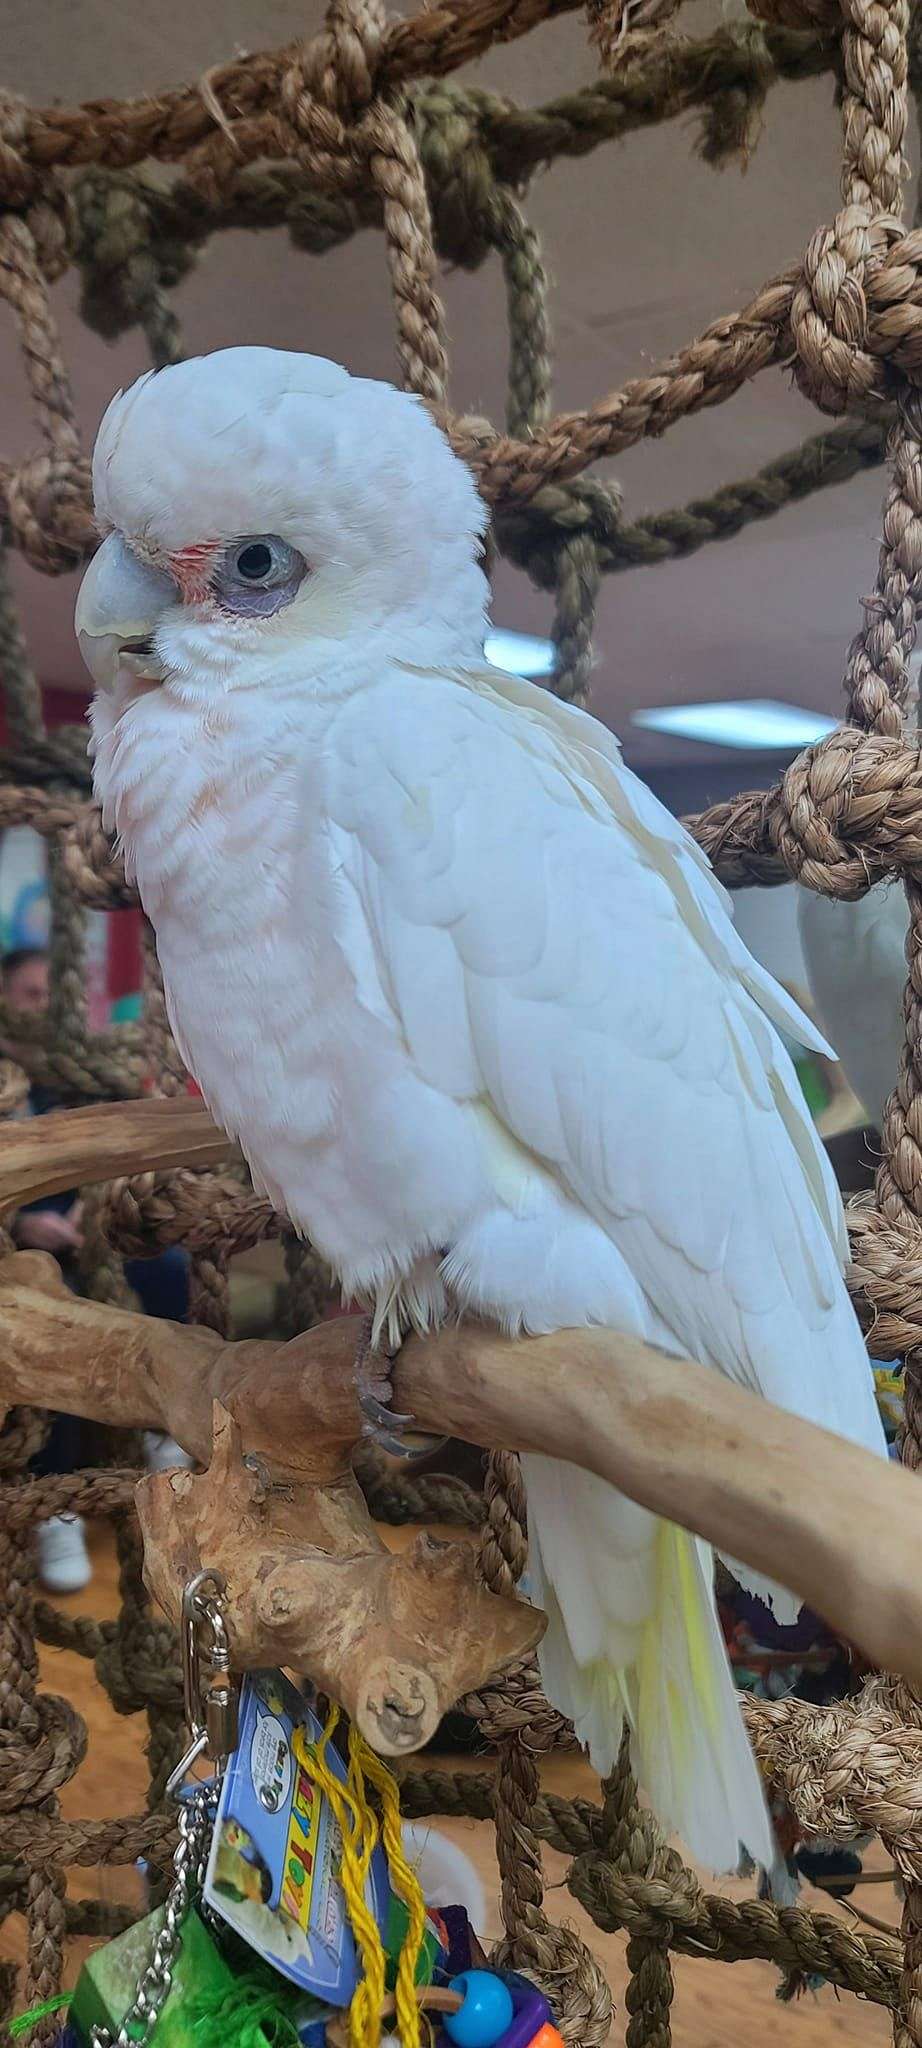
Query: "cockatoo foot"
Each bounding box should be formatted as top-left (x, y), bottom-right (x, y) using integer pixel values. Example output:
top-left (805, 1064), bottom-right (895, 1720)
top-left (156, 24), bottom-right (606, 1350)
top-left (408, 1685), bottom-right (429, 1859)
top-left (354, 1315), bottom-right (416, 1457)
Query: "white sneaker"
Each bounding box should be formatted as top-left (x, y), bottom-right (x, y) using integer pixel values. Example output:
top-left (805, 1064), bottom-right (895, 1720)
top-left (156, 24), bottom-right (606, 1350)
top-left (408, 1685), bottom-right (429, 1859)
top-left (143, 1432), bottom-right (194, 1473)
top-left (36, 1515), bottom-right (92, 1594)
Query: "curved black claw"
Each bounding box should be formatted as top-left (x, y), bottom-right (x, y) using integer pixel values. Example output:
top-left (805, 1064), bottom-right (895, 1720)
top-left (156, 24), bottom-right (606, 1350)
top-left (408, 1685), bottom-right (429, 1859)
top-left (362, 1420), bottom-right (419, 1460)
top-left (360, 1389), bottom-right (414, 1436)
top-left (354, 1318), bottom-right (417, 1459)
top-left (360, 1392), bottom-right (418, 1460)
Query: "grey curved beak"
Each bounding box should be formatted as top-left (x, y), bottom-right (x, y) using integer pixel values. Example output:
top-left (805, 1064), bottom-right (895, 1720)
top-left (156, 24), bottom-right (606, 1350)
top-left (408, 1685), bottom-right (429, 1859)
top-left (75, 533), bottom-right (176, 692)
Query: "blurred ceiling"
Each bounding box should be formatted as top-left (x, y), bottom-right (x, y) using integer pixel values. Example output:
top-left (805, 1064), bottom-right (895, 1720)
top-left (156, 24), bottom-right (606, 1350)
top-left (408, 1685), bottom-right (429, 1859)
top-left (3, 0), bottom-right (910, 804)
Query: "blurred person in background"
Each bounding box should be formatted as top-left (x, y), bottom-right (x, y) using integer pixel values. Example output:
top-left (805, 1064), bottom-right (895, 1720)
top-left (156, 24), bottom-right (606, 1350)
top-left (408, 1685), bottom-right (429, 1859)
top-left (2, 946), bottom-right (192, 1594)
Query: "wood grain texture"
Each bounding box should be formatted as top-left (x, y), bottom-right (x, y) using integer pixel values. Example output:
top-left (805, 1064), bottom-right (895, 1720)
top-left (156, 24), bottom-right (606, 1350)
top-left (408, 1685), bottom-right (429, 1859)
top-left (0, 1097), bottom-right (234, 1210)
top-left (0, 1252), bottom-right (917, 1702)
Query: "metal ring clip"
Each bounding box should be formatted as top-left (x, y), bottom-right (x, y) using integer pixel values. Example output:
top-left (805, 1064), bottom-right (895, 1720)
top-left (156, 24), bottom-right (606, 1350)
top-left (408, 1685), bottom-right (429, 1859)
top-left (165, 1568), bottom-right (239, 1801)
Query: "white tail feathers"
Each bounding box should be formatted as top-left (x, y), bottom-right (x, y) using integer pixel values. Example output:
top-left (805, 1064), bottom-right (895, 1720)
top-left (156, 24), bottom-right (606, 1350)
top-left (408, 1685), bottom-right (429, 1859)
top-left (523, 1456), bottom-right (773, 1873)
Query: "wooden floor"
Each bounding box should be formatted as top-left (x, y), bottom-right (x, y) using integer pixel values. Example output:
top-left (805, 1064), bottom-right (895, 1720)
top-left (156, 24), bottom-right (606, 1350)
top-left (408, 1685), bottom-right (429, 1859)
top-left (1, 1520), bottom-right (896, 2047)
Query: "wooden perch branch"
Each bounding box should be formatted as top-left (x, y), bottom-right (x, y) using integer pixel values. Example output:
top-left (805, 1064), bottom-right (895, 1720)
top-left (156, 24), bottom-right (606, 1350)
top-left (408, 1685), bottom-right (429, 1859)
top-left (0, 1253), bottom-right (541, 1753)
top-left (0, 1253), bottom-right (921, 1724)
top-left (0, 1097), bottom-right (234, 1211)
top-left (142, 1398), bottom-right (536, 1754)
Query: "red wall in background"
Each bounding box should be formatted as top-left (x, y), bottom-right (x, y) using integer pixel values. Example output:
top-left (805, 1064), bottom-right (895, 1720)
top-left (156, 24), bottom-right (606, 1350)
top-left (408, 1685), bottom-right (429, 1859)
top-left (0, 684), bottom-right (91, 743)
top-left (107, 906), bottom-right (144, 1005)
top-left (42, 685), bottom-right (91, 732)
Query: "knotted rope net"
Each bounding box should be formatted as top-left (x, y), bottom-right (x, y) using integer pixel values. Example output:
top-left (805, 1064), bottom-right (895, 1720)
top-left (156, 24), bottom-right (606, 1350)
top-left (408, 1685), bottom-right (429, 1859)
top-left (1, 0), bottom-right (921, 2040)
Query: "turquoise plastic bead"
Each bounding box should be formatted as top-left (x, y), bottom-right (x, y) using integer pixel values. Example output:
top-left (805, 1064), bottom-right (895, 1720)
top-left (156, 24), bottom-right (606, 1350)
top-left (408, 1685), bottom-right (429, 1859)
top-left (444, 1971), bottom-right (515, 2048)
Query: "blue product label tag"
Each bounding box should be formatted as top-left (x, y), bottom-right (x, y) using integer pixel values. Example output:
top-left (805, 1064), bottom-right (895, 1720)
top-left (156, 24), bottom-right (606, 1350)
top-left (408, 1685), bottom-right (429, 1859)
top-left (203, 1670), bottom-right (391, 2006)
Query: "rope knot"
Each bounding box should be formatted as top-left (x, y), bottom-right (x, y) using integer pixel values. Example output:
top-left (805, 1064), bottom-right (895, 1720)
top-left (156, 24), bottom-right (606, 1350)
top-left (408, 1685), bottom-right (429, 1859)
top-left (771, 724), bottom-right (922, 894)
top-left (848, 1195), bottom-right (922, 1359)
top-left (61, 807), bottom-right (136, 910)
top-left (0, 92), bottom-right (36, 210)
top-left (697, 23), bottom-right (775, 168)
top-left (97, 1174), bottom-right (160, 1260)
top-left (72, 170), bottom-right (196, 349)
top-left (286, 0), bottom-right (385, 133)
top-left (414, 86), bottom-right (499, 268)
top-left (460, 1657), bottom-right (576, 1750)
top-left (0, 1409), bottom-right (48, 1474)
top-left (0, 1693), bottom-right (87, 1812)
top-left (3, 451), bottom-right (94, 576)
top-left (791, 205), bottom-right (908, 414)
top-left (24, 183), bottom-right (76, 284)
top-left (95, 1624), bottom-right (182, 1718)
top-left (493, 1919), bottom-right (613, 2048)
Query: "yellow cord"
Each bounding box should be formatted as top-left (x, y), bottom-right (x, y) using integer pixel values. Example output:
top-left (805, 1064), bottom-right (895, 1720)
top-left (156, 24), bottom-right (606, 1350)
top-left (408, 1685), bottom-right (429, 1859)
top-left (301, 1707), bottom-right (428, 2048)
top-left (302, 1706), bottom-right (387, 2048)
top-left (349, 1726), bottom-right (428, 2048)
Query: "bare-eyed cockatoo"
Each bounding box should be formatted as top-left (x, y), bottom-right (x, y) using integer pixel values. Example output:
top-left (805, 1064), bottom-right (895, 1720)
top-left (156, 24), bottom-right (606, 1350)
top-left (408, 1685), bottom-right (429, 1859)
top-left (798, 883), bottom-right (907, 1131)
top-left (75, 347), bottom-right (886, 1874)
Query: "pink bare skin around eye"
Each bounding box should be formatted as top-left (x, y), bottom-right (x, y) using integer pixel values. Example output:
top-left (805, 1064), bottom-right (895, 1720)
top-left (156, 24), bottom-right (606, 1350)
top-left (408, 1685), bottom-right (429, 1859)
top-left (168, 541), bottom-right (221, 604)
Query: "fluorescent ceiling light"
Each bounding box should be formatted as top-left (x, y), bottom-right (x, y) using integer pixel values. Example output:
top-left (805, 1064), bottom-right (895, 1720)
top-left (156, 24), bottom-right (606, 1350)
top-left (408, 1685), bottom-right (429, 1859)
top-left (484, 629), bottom-right (556, 678)
top-left (632, 699), bottom-right (838, 750)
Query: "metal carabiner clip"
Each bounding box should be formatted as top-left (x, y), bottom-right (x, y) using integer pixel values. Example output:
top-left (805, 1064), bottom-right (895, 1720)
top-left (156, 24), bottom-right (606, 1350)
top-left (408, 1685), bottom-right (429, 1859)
top-left (165, 1568), bottom-right (239, 1801)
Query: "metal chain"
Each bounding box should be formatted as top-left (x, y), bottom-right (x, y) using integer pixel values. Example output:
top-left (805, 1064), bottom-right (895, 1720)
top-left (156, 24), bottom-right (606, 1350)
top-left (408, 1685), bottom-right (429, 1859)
top-left (91, 1782), bottom-right (216, 2048)
top-left (91, 1571), bottom-right (238, 2048)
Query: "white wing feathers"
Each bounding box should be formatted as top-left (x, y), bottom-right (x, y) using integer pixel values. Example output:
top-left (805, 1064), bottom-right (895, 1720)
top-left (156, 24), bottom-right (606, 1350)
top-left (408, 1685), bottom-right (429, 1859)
top-left (325, 662), bottom-right (881, 1453)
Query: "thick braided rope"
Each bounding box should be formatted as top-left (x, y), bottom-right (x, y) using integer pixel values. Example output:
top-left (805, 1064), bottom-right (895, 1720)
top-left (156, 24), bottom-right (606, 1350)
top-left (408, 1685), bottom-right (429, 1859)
top-left (598, 1740), bottom-right (674, 2048)
top-left (0, 598), bottom-right (124, 2031)
top-left (7, 217), bottom-right (915, 567)
top-left (0, 28), bottom-right (914, 567)
top-left (796, 5), bottom-right (922, 2043)
top-left (848, 1193), bottom-right (922, 1356)
top-left (497, 418), bottom-right (886, 582)
top-left (63, 163), bottom-right (890, 644)
top-left (3, 0), bottom-right (922, 2031)
top-left (0, 550), bottom-right (44, 748)
top-left (744, 1689), bottom-right (922, 1885)
top-left (353, 1451), bottom-right (484, 1529)
top-left (0, 181), bottom-right (195, 1994)
top-left (0, 6), bottom-right (833, 185)
top-left (0, 209), bottom-right (91, 575)
top-left (0, 1071), bottom-right (76, 2041)
top-left (394, 1767), bottom-right (903, 2003)
top-left (104, 1514), bottom-right (185, 1810)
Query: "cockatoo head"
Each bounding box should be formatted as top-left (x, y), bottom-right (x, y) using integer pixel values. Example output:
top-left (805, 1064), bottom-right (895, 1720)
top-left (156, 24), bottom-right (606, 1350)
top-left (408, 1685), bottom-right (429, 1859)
top-left (75, 347), bottom-right (489, 702)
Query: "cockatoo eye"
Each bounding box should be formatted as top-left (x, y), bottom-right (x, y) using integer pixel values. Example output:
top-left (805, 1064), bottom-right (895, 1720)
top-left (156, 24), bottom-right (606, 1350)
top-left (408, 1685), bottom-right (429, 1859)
top-left (211, 535), bottom-right (307, 617)
top-left (236, 542), bottom-right (274, 580)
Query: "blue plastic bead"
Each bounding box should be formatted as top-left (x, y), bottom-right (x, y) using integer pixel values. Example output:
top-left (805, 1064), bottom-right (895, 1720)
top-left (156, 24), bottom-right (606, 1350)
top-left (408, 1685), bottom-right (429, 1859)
top-left (444, 1972), bottom-right (515, 2048)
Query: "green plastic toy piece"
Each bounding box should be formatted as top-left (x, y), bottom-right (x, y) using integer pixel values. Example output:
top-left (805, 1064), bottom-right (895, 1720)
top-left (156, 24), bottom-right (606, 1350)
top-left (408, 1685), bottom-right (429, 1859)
top-left (384, 1895), bottom-right (445, 1991)
top-left (70, 1909), bottom-right (235, 2047)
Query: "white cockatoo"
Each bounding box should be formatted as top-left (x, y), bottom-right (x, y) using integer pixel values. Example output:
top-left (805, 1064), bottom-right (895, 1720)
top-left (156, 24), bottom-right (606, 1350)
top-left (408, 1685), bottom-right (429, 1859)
top-left (798, 884), bottom-right (907, 1131)
top-left (75, 347), bottom-right (886, 1874)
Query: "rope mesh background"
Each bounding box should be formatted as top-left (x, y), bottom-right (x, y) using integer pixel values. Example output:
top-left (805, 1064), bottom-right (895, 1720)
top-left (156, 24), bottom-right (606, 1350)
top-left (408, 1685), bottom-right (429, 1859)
top-left (1, 0), bottom-right (922, 2040)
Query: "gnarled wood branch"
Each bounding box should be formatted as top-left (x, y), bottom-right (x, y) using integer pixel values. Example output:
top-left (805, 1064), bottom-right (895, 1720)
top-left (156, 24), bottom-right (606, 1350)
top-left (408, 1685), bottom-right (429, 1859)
top-left (0, 1253), bottom-right (541, 1752)
top-left (142, 1398), bottom-right (536, 1754)
top-left (0, 1250), bottom-right (920, 1718)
